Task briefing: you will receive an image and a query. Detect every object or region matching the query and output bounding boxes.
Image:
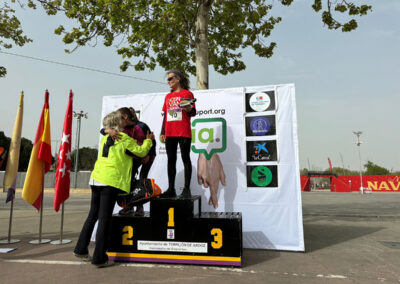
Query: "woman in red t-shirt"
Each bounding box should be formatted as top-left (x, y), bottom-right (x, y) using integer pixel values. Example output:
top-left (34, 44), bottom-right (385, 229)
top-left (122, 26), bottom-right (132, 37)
top-left (160, 69), bottom-right (196, 198)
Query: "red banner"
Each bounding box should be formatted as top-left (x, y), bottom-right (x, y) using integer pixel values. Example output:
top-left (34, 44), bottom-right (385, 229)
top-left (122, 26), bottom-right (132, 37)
top-left (301, 175), bottom-right (400, 192)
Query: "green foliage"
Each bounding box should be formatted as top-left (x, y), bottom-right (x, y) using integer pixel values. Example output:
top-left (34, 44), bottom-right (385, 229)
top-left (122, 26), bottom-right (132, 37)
top-left (28, 0), bottom-right (371, 76)
top-left (329, 167), bottom-right (359, 176)
top-left (0, 131), bottom-right (10, 170)
top-left (0, 1), bottom-right (32, 77)
top-left (71, 147), bottom-right (98, 171)
top-left (363, 160), bottom-right (390, 175)
top-left (18, 137), bottom-right (33, 171)
top-left (300, 168), bottom-right (309, 175)
top-left (312, 0), bottom-right (372, 32)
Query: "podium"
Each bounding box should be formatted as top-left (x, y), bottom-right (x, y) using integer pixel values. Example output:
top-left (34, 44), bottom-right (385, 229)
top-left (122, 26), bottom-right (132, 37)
top-left (107, 196), bottom-right (243, 267)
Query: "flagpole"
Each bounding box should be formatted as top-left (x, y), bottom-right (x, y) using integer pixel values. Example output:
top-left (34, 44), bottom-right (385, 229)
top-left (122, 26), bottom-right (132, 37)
top-left (0, 193), bottom-right (20, 244)
top-left (50, 202), bottom-right (72, 245)
top-left (29, 163), bottom-right (50, 244)
top-left (0, 91), bottom-right (23, 244)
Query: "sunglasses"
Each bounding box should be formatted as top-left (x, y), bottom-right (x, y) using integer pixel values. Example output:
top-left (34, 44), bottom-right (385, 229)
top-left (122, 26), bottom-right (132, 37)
top-left (167, 76), bottom-right (176, 82)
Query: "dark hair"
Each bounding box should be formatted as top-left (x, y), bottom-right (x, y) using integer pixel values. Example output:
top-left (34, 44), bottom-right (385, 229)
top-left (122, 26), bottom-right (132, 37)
top-left (117, 107), bottom-right (138, 124)
top-left (167, 69), bottom-right (190, 90)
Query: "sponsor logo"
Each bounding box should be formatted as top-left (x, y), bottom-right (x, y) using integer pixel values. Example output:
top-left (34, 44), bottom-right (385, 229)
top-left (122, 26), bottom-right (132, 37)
top-left (254, 143), bottom-right (268, 154)
top-left (167, 229), bottom-right (175, 240)
top-left (132, 188), bottom-right (141, 195)
top-left (367, 180), bottom-right (400, 191)
top-left (251, 166), bottom-right (273, 187)
top-left (249, 92), bottom-right (271, 112)
top-left (250, 117), bottom-right (271, 136)
top-left (251, 142), bottom-right (272, 161)
top-left (191, 118), bottom-right (227, 160)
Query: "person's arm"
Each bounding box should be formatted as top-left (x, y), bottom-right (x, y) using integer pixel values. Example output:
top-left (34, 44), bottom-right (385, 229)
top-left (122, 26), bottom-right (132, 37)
top-left (188, 107), bottom-right (196, 117)
top-left (181, 92), bottom-right (196, 117)
top-left (139, 122), bottom-right (156, 156)
top-left (160, 112), bottom-right (166, 143)
top-left (125, 132), bottom-right (155, 158)
top-left (101, 128), bottom-right (121, 140)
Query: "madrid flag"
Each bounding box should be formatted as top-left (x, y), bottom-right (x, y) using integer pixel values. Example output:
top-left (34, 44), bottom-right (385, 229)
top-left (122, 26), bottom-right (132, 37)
top-left (22, 91), bottom-right (52, 211)
top-left (54, 91), bottom-right (73, 212)
top-left (4, 92), bottom-right (24, 203)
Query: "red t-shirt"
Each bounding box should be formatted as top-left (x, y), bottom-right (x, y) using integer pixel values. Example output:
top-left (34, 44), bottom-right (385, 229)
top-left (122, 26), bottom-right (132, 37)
top-left (162, 89), bottom-right (195, 138)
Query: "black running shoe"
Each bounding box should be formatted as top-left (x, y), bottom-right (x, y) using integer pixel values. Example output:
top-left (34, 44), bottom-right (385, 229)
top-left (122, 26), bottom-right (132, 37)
top-left (160, 188), bottom-right (177, 198)
top-left (179, 187), bottom-right (192, 198)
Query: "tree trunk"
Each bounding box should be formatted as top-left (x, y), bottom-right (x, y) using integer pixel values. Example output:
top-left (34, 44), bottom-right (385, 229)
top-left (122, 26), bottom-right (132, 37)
top-left (195, 1), bottom-right (211, 90)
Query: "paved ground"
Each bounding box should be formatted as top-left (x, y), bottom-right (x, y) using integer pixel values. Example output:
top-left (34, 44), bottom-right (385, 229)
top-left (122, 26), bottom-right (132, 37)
top-left (1, 191), bottom-right (400, 283)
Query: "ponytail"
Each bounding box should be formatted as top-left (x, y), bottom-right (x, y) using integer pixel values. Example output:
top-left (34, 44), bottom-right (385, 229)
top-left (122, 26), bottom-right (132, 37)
top-left (117, 107), bottom-right (138, 124)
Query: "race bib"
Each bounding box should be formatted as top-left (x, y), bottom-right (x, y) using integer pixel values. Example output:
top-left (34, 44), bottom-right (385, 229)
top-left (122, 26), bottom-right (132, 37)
top-left (167, 108), bottom-right (182, 121)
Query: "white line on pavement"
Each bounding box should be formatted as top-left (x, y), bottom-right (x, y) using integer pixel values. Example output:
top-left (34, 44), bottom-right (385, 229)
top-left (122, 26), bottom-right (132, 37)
top-left (2, 259), bottom-right (351, 280)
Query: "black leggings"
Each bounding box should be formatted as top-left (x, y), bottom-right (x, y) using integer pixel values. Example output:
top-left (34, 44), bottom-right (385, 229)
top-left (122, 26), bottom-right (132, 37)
top-left (74, 186), bottom-right (118, 264)
top-left (165, 137), bottom-right (192, 189)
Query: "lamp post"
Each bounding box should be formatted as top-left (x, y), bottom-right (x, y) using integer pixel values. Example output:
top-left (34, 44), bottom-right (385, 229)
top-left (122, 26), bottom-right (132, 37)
top-left (73, 110), bottom-right (88, 188)
top-left (353, 131), bottom-right (363, 194)
top-left (51, 139), bottom-right (60, 170)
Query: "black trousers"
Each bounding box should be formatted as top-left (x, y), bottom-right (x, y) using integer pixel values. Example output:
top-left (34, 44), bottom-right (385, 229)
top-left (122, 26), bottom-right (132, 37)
top-left (74, 185), bottom-right (118, 264)
top-left (165, 136), bottom-right (192, 189)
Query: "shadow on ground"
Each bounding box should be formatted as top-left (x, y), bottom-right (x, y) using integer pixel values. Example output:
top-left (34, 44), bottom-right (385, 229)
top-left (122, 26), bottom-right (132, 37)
top-left (303, 222), bottom-right (383, 253)
top-left (0, 231), bottom-right (77, 259)
top-left (242, 248), bottom-right (280, 267)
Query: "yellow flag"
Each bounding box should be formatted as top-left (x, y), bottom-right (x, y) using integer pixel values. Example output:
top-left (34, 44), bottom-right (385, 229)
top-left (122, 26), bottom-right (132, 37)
top-left (4, 92), bottom-right (24, 202)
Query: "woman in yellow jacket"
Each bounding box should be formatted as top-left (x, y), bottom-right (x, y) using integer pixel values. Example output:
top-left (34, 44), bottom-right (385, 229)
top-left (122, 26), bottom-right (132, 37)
top-left (74, 110), bottom-right (155, 268)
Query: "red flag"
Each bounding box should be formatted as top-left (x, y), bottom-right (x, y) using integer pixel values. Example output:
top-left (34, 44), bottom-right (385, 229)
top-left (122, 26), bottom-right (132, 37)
top-left (54, 91), bottom-right (73, 212)
top-left (328, 157), bottom-right (333, 173)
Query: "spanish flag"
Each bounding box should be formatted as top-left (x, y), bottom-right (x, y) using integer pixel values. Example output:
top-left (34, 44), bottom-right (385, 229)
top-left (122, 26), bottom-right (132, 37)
top-left (22, 91), bottom-right (52, 211)
top-left (4, 92), bottom-right (24, 203)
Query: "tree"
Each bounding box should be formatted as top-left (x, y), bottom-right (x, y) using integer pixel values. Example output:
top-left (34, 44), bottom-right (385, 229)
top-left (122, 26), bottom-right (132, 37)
top-left (18, 137), bottom-right (33, 171)
top-left (71, 147), bottom-right (98, 171)
top-left (0, 131), bottom-right (10, 170)
top-left (0, 131), bottom-right (33, 171)
top-left (329, 167), bottom-right (358, 176)
top-left (363, 161), bottom-right (390, 175)
top-left (0, 1), bottom-right (32, 77)
top-left (300, 168), bottom-right (308, 175)
top-left (28, 0), bottom-right (371, 89)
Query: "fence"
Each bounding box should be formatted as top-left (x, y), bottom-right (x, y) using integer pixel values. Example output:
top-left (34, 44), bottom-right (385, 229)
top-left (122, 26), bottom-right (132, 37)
top-left (0, 171), bottom-right (92, 190)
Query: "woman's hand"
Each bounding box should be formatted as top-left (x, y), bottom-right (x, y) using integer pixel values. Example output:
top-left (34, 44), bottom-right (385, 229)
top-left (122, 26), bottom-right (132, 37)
top-left (182, 105), bottom-right (192, 113)
top-left (146, 131), bottom-right (155, 140)
top-left (106, 128), bottom-right (121, 141)
top-left (160, 134), bottom-right (166, 143)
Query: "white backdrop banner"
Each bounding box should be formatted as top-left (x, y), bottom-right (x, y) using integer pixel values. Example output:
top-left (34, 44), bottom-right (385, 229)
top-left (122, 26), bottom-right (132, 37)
top-left (100, 84), bottom-right (304, 251)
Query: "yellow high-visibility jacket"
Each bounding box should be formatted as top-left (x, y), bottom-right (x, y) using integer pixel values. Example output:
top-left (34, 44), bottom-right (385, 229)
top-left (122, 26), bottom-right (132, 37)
top-left (90, 132), bottom-right (153, 194)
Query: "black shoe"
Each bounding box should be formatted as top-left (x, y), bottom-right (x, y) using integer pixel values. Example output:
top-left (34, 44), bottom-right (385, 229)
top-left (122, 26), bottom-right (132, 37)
top-left (180, 187), bottom-right (192, 198)
top-left (161, 188), bottom-right (177, 198)
top-left (74, 252), bottom-right (93, 262)
top-left (134, 205), bottom-right (144, 217)
top-left (119, 207), bottom-right (135, 216)
top-left (94, 260), bottom-right (115, 268)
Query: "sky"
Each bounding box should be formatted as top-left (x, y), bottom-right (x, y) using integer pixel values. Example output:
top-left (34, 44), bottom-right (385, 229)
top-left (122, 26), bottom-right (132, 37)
top-left (1, 1), bottom-right (399, 172)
